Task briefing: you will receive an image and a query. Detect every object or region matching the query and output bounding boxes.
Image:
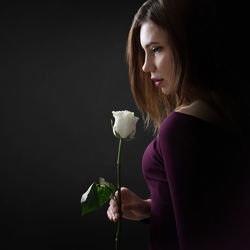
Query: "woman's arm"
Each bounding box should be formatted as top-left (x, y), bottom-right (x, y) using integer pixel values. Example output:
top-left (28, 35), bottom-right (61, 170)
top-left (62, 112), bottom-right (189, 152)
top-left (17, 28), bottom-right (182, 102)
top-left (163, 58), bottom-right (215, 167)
top-left (107, 187), bottom-right (151, 223)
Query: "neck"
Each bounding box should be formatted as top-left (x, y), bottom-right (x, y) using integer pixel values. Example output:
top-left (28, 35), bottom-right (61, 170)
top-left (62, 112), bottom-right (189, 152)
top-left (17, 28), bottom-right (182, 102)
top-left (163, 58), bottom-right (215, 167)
top-left (175, 98), bottom-right (226, 127)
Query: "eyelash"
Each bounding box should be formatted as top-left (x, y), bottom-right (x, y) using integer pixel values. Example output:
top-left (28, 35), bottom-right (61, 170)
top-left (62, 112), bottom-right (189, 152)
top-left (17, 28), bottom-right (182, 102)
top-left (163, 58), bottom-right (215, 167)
top-left (152, 47), bottom-right (162, 54)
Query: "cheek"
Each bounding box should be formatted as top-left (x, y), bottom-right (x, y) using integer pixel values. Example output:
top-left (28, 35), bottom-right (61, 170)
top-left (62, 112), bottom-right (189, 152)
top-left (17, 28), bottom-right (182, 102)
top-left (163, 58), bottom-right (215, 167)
top-left (159, 61), bottom-right (171, 77)
top-left (159, 54), bottom-right (172, 75)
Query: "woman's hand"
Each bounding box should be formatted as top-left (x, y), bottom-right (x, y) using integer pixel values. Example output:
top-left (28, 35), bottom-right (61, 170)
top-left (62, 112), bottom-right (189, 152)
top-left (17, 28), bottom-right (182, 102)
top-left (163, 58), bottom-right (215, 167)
top-left (107, 187), bottom-right (151, 222)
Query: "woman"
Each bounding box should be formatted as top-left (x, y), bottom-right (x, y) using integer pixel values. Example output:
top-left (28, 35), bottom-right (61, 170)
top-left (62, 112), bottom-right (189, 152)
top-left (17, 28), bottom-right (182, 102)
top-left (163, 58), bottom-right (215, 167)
top-left (107, 0), bottom-right (250, 249)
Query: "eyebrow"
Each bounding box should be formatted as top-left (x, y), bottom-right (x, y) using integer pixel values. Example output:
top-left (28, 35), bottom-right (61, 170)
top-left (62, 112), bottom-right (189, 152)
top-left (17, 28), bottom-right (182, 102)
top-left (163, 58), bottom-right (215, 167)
top-left (145, 41), bottom-right (160, 48)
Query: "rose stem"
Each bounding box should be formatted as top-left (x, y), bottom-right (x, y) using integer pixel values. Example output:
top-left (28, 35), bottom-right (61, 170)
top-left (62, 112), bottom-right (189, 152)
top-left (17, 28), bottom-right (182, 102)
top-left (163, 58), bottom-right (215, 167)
top-left (115, 138), bottom-right (123, 250)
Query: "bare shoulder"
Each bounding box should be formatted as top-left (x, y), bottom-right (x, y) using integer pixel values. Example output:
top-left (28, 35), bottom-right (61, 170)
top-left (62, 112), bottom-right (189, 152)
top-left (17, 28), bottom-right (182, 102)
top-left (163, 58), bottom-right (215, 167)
top-left (174, 99), bottom-right (224, 126)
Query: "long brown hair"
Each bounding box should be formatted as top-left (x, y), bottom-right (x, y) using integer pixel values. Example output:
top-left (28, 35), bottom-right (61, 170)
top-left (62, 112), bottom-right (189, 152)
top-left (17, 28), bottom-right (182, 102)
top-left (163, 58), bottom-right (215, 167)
top-left (126, 0), bottom-right (243, 133)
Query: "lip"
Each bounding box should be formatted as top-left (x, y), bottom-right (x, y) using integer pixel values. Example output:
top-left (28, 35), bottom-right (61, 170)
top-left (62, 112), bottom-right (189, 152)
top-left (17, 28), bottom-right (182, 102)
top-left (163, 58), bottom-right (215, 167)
top-left (151, 78), bottom-right (163, 87)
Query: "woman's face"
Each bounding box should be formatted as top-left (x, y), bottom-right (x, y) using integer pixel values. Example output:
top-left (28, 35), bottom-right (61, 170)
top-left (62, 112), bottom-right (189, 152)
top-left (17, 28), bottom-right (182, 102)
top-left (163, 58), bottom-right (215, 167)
top-left (140, 21), bottom-right (173, 94)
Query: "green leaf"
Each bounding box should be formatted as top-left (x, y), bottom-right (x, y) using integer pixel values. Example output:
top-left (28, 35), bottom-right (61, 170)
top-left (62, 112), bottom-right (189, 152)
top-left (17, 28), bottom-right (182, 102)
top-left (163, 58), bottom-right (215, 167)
top-left (81, 179), bottom-right (116, 216)
top-left (81, 182), bottom-right (99, 216)
top-left (99, 177), bottom-right (116, 195)
top-left (96, 185), bottom-right (112, 206)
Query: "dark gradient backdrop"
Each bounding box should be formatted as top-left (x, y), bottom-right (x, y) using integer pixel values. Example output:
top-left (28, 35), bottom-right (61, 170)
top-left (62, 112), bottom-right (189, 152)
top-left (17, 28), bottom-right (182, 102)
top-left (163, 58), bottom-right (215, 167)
top-left (0, 1), bottom-right (153, 249)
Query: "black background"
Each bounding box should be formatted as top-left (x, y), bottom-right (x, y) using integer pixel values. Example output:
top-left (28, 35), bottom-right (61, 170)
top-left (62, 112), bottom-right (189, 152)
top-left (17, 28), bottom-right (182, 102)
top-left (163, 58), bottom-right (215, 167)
top-left (0, 1), bottom-right (153, 249)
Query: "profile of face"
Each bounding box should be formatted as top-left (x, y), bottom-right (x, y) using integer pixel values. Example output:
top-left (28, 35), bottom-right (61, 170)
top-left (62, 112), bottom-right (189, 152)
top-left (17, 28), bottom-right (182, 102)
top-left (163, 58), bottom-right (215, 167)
top-left (140, 21), bottom-right (173, 95)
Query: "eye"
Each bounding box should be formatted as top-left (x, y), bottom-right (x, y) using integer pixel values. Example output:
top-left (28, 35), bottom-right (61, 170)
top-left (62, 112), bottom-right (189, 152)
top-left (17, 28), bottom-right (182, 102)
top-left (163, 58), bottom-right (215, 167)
top-left (152, 46), bottom-right (162, 54)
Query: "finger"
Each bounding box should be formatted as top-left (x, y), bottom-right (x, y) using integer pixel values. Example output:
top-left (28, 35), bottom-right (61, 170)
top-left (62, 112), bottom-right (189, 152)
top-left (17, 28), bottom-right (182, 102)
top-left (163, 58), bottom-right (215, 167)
top-left (120, 187), bottom-right (130, 202)
top-left (107, 209), bottom-right (113, 221)
top-left (114, 189), bottom-right (127, 203)
top-left (113, 212), bottom-right (120, 222)
top-left (109, 201), bottom-right (119, 213)
top-left (115, 189), bottom-right (125, 198)
top-left (107, 209), bottom-right (116, 222)
top-left (107, 209), bottom-right (119, 222)
top-left (109, 198), bottom-right (117, 206)
top-left (114, 191), bottom-right (119, 199)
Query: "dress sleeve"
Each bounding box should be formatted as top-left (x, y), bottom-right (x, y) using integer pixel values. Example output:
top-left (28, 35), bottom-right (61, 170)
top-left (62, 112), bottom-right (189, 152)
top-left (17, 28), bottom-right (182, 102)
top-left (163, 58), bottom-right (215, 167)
top-left (157, 112), bottom-right (250, 250)
top-left (158, 113), bottom-right (207, 249)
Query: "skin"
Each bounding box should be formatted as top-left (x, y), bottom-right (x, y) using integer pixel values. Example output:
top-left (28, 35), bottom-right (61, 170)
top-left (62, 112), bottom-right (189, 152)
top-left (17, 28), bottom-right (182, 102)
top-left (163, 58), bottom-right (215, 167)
top-left (108, 21), bottom-right (172, 223)
top-left (107, 21), bottom-right (221, 223)
top-left (140, 21), bottom-right (222, 125)
top-left (107, 187), bottom-right (151, 222)
top-left (140, 21), bottom-right (174, 95)
top-left (175, 99), bottom-right (224, 126)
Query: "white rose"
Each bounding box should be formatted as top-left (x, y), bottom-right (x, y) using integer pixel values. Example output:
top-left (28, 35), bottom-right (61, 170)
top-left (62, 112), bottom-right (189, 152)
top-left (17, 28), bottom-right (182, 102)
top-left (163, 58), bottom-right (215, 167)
top-left (112, 110), bottom-right (139, 140)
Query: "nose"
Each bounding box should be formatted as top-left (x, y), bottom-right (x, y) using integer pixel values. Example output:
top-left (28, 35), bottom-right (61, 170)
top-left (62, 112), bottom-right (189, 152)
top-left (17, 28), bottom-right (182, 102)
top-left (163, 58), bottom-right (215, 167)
top-left (142, 55), bottom-right (155, 73)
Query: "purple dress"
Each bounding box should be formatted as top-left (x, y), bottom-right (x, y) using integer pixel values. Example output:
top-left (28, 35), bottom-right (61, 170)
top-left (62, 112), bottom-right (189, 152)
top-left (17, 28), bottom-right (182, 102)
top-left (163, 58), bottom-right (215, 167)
top-left (142, 112), bottom-right (250, 250)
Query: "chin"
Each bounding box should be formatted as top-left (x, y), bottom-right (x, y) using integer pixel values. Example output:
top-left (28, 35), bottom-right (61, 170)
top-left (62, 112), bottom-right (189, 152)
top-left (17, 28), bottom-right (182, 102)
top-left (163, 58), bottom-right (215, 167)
top-left (161, 88), bottom-right (168, 95)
